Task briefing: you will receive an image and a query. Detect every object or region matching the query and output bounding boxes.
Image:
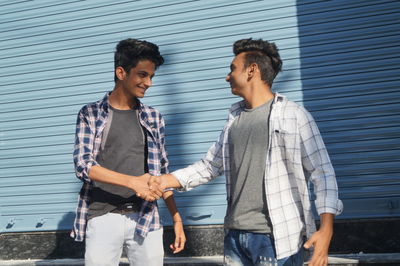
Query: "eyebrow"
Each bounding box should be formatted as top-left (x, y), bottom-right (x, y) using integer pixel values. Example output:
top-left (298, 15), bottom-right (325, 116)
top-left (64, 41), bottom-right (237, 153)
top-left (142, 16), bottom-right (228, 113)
top-left (139, 70), bottom-right (155, 79)
top-left (230, 64), bottom-right (235, 70)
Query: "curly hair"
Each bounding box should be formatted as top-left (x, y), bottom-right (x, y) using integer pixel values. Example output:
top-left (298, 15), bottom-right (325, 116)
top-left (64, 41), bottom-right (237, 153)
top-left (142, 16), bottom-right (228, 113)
top-left (233, 38), bottom-right (282, 87)
top-left (114, 38), bottom-right (164, 82)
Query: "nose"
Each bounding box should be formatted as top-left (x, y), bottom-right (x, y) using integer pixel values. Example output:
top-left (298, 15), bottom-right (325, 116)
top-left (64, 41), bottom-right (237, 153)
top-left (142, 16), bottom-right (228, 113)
top-left (144, 77), bottom-right (152, 88)
top-left (225, 74), bottom-right (230, 82)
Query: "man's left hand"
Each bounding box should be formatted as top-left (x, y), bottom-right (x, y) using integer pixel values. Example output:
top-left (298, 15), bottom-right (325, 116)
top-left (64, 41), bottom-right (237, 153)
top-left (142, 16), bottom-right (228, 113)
top-left (170, 221), bottom-right (186, 254)
top-left (304, 213), bottom-right (334, 266)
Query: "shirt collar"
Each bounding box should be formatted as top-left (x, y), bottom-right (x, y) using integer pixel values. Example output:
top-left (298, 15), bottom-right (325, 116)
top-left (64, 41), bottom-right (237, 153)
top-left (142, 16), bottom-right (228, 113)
top-left (229, 92), bottom-right (286, 118)
top-left (101, 91), bottom-right (144, 113)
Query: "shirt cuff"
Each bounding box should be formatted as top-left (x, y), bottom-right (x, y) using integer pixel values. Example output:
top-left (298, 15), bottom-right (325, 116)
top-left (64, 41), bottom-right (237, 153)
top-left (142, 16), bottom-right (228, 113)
top-left (171, 168), bottom-right (193, 192)
top-left (317, 199), bottom-right (343, 216)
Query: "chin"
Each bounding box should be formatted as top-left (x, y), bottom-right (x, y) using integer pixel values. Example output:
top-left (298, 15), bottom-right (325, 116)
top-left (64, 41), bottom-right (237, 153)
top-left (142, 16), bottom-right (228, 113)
top-left (132, 91), bottom-right (145, 98)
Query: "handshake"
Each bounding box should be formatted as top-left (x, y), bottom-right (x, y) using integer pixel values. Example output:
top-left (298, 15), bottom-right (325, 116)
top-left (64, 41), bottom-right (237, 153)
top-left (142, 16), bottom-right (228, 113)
top-left (132, 173), bottom-right (173, 202)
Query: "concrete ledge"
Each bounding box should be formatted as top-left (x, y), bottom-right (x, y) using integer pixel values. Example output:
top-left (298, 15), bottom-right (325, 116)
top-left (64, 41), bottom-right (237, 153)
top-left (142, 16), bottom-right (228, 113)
top-left (0, 256), bottom-right (223, 266)
top-left (2, 219), bottom-right (400, 261)
top-left (330, 253), bottom-right (400, 264)
top-left (1, 254), bottom-right (400, 266)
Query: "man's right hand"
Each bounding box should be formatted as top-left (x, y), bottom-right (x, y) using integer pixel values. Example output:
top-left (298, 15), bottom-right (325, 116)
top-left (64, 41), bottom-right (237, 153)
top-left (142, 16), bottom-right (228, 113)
top-left (148, 175), bottom-right (167, 191)
top-left (129, 173), bottom-right (163, 202)
top-left (148, 174), bottom-right (183, 191)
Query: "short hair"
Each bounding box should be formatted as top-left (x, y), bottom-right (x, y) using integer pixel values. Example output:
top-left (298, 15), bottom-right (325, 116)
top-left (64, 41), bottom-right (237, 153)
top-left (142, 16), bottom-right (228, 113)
top-left (233, 38), bottom-right (282, 87)
top-left (114, 38), bottom-right (164, 82)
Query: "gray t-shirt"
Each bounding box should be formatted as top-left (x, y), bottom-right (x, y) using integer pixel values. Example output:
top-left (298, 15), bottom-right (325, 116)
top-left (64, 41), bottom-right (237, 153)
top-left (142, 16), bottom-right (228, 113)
top-left (225, 100), bottom-right (273, 233)
top-left (88, 105), bottom-right (145, 219)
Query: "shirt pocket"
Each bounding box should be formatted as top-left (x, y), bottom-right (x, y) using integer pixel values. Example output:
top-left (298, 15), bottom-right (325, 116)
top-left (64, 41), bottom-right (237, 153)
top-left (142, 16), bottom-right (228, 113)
top-left (271, 128), bottom-right (298, 164)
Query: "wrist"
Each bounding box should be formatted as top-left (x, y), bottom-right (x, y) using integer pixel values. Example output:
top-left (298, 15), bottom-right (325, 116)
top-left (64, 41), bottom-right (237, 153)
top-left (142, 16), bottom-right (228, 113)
top-left (319, 213), bottom-right (334, 233)
top-left (126, 175), bottom-right (138, 192)
top-left (319, 226), bottom-right (333, 235)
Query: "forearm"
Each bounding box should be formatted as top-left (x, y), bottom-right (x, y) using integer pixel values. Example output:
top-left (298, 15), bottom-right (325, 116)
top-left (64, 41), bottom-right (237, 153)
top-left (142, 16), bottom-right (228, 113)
top-left (163, 190), bottom-right (183, 222)
top-left (318, 213), bottom-right (334, 235)
top-left (162, 174), bottom-right (183, 189)
top-left (89, 165), bottom-right (133, 188)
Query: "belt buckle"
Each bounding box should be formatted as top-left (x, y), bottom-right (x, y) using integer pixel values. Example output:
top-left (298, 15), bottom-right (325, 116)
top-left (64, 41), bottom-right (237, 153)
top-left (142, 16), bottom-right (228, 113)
top-left (111, 202), bottom-right (141, 215)
top-left (121, 203), bottom-right (139, 214)
top-left (123, 204), bottom-right (134, 214)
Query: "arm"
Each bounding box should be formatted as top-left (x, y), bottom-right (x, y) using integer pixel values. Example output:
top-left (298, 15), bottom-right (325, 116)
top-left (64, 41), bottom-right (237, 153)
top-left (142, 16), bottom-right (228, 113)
top-left (73, 108), bottom-right (99, 184)
top-left (298, 107), bottom-right (342, 265)
top-left (89, 165), bottom-right (162, 201)
top-left (157, 113), bottom-right (185, 253)
top-left (163, 190), bottom-right (186, 253)
top-left (167, 128), bottom-right (226, 191)
top-left (299, 107), bottom-right (342, 215)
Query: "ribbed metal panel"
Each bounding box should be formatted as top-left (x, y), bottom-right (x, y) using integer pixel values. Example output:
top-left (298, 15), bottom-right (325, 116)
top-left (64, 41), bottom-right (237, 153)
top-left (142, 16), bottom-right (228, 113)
top-left (1, 0), bottom-right (399, 233)
top-left (295, 0), bottom-right (400, 219)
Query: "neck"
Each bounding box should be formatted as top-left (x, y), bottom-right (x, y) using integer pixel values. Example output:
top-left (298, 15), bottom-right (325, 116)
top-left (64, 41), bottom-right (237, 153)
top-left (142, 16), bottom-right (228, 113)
top-left (243, 83), bottom-right (274, 109)
top-left (109, 85), bottom-right (137, 110)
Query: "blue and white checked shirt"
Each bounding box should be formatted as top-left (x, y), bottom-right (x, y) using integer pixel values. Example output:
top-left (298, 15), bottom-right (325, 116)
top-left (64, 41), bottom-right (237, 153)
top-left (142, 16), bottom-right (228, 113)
top-left (71, 92), bottom-right (169, 241)
top-left (173, 93), bottom-right (343, 259)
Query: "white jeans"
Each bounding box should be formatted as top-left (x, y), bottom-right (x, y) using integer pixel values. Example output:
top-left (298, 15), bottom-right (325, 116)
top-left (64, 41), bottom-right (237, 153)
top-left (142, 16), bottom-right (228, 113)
top-left (85, 212), bottom-right (164, 266)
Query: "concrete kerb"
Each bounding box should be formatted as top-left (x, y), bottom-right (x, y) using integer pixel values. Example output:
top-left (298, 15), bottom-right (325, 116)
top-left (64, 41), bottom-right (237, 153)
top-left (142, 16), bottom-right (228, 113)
top-left (1, 254), bottom-right (400, 265)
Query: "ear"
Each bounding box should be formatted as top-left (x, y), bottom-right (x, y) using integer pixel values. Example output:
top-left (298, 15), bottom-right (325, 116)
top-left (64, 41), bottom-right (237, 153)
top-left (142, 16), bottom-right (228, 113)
top-left (247, 63), bottom-right (257, 80)
top-left (115, 66), bottom-right (126, 81)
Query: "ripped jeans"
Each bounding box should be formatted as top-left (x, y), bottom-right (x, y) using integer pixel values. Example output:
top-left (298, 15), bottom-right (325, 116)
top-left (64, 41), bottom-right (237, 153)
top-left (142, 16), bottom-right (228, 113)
top-left (223, 230), bottom-right (304, 266)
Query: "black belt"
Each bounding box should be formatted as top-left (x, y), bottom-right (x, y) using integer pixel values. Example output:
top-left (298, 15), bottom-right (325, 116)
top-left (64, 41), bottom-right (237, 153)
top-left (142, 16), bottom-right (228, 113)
top-left (111, 202), bottom-right (141, 214)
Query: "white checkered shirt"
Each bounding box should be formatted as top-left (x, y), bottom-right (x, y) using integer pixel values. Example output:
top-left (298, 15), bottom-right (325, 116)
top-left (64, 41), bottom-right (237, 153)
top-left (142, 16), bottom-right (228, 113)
top-left (173, 93), bottom-right (343, 259)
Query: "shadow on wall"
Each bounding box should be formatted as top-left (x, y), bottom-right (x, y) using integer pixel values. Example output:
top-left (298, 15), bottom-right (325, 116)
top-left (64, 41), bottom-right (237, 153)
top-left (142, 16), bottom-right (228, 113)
top-left (296, 0), bottom-right (400, 253)
top-left (44, 212), bottom-right (84, 260)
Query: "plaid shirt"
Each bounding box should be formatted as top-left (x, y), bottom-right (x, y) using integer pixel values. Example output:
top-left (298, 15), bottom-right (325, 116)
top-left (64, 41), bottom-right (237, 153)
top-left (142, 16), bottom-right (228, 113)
top-left (71, 92), bottom-right (169, 241)
top-left (173, 93), bottom-right (343, 259)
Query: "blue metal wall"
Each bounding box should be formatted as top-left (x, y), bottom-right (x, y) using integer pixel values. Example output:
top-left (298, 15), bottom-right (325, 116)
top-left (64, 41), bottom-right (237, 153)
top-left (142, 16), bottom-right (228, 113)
top-left (0, 0), bottom-right (399, 233)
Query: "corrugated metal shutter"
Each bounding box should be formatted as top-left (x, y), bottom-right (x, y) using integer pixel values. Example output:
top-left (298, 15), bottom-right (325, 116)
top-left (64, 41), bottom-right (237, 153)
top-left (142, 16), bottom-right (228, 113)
top-left (295, 0), bottom-right (400, 218)
top-left (0, 0), bottom-right (399, 233)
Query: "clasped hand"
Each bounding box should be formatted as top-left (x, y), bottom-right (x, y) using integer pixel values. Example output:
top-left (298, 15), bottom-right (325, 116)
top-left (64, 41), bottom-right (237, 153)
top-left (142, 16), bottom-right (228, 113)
top-left (133, 174), bottom-right (166, 202)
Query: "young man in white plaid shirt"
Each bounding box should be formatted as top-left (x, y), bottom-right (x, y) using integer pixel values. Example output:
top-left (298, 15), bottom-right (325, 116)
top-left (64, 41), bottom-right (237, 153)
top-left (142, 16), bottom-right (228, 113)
top-left (151, 38), bottom-right (343, 266)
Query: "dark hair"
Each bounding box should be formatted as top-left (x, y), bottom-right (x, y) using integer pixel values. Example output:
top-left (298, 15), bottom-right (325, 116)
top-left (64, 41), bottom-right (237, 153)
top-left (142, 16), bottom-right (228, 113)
top-left (233, 38), bottom-right (282, 87)
top-left (114, 38), bottom-right (164, 82)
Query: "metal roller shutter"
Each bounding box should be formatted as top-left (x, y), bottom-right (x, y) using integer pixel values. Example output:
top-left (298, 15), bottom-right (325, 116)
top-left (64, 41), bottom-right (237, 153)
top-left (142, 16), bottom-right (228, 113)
top-left (0, 0), bottom-right (399, 233)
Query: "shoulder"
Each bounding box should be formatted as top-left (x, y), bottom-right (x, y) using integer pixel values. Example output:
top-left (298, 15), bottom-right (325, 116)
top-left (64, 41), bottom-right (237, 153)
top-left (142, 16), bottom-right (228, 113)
top-left (140, 103), bottom-right (166, 128)
top-left (277, 96), bottom-right (312, 120)
top-left (228, 100), bottom-right (245, 118)
top-left (141, 103), bottom-right (162, 117)
top-left (274, 95), bottom-right (316, 129)
top-left (78, 98), bottom-right (103, 118)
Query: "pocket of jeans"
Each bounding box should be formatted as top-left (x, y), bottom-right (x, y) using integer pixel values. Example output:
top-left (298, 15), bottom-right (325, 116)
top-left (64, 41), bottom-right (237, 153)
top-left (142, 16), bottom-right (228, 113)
top-left (85, 218), bottom-right (92, 238)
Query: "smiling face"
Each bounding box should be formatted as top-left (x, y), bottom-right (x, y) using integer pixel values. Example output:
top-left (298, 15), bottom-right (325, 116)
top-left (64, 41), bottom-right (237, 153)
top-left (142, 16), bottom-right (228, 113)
top-left (116, 60), bottom-right (156, 99)
top-left (225, 53), bottom-right (248, 97)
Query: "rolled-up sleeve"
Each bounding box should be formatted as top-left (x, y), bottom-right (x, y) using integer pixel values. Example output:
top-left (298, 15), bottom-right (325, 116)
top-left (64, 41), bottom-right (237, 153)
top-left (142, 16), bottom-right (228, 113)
top-left (298, 107), bottom-right (343, 216)
top-left (172, 129), bottom-right (225, 191)
top-left (73, 108), bottom-right (98, 184)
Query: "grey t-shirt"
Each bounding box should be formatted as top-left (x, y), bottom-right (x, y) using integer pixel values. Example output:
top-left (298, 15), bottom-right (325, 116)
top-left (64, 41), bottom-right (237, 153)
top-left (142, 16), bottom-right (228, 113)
top-left (88, 105), bottom-right (145, 219)
top-left (225, 99), bottom-right (273, 233)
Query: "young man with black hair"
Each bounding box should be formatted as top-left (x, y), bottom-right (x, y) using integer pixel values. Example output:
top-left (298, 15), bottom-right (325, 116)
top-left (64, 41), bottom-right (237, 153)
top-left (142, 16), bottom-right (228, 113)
top-left (151, 38), bottom-right (342, 266)
top-left (72, 38), bottom-right (185, 266)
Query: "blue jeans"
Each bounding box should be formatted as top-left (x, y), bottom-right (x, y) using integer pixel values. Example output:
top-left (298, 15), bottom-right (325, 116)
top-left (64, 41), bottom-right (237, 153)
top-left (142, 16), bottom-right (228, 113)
top-left (223, 230), bottom-right (304, 266)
